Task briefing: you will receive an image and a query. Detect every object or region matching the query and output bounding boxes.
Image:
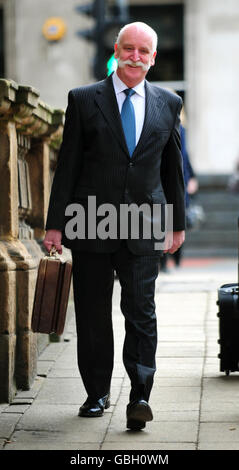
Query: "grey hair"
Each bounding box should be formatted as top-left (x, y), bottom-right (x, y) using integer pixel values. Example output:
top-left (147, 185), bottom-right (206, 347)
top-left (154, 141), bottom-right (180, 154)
top-left (116, 22), bottom-right (158, 52)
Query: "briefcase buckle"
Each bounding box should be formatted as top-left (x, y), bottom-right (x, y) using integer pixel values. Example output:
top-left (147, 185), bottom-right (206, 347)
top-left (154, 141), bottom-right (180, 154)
top-left (44, 246), bottom-right (59, 260)
top-left (49, 246), bottom-right (57, 257)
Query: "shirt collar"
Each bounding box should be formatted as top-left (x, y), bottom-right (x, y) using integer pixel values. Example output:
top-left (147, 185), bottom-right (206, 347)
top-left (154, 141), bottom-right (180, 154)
top-left (112, 71), bottom-right (145, 98)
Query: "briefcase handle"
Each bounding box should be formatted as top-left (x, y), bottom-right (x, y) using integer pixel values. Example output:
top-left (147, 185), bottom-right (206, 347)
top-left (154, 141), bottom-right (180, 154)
top-left (50, 246), bottom-right (58, 257)
top-left (44, 246), bottom-right (59, 260)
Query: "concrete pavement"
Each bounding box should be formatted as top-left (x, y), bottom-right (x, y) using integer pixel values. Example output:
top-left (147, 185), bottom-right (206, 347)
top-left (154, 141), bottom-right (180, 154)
top-left (1, 256), bottom-right (239, 452)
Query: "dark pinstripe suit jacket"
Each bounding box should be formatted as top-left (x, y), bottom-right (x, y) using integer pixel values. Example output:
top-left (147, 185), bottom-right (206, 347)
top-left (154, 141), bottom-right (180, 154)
top-left (46, 74), bottom-right (185, 255)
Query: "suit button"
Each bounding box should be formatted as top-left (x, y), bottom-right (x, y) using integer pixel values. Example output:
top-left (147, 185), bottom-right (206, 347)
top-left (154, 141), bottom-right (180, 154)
top-left (129, 162), bottom-right (134, 167)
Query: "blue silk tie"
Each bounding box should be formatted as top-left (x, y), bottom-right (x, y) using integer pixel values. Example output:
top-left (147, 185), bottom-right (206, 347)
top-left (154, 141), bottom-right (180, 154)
top-left (121, 88), bottom-right (136, 157)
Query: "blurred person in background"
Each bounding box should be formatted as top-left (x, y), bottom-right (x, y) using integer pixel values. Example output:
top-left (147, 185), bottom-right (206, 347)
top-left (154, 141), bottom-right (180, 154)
top-left (159, 105), bottom-right (198, 271)
top-left (228, 156), bottom-right (239, 193)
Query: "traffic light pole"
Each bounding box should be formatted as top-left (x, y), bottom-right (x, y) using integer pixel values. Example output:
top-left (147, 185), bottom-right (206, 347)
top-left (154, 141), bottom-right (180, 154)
top-left (76, 0), bottom-right (129, 80)
top-left (93, 0), bottom-right (106, 80)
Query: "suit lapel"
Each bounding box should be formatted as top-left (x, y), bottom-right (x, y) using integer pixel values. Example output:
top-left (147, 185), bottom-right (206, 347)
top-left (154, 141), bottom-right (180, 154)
top-left (94, 75), bottom-right (129, 156)
top-left (132, 80), bottom-right (165, 159)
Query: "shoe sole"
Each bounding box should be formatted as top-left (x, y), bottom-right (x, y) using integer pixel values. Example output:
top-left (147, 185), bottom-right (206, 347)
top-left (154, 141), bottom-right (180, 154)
top-left (126, 403), bottom-right (153, 430)
top-left (127, 418), bottom-right (146, 430)
top-left (78, 399), bottom-right (110, 417)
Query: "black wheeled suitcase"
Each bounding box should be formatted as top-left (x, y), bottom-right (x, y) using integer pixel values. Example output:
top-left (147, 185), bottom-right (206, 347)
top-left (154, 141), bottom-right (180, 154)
top-left (217, 219), bottom-right (239, 375)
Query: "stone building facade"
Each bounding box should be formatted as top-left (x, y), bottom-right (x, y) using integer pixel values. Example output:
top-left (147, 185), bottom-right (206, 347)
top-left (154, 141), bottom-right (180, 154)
top-left (1, 0), bottom-right (239, 175)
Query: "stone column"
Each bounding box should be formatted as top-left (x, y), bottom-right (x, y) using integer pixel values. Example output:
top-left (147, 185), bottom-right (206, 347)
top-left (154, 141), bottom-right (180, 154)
top-left (0, 79), bottom-right (64, 402)
top-left (0, 81), bottom-right (19, 402)
top-left (184, 0), bottom-right (239, 174)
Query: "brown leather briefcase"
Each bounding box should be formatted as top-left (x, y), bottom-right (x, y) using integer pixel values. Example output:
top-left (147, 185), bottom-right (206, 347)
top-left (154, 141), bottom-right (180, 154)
top-left (31, 249), bottom-right (72, 335)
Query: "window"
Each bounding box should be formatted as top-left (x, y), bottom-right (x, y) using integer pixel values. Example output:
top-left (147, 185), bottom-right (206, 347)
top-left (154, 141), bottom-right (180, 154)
top-left (129, 3), bottom-right (184, 83)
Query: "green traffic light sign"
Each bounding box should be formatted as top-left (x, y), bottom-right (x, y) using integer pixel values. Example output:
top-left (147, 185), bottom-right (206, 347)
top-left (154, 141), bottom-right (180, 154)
top-left (107, 54), bottom-right (118, 76)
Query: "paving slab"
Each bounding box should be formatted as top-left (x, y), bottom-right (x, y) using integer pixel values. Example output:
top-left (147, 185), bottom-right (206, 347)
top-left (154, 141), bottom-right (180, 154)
top-left (2, 404), bottom-right (30, 414)
top-left (201, 400), bottom-right (239, 413)
top-left (198, 442), bottom-right (239, 450)
top-left (11, 398), bottom-right (34, 405)
top-left (37, 360), bottom-right (55, 377)
top-left (202, 377), bottom-right (239, 402)
top-left (156, 357), bottom-right (204, 378)
top-left (4, 434), bottom-right (100, 450)
top-left (0, 404), bottom-right (9, 413)
top-left (33, 377), bottom-right (85, 404)
top-left (199, 422), bottom-right (239, 443)
top-left (8, 428), bottom-right (105, 447)
top-left (104, 421), bottom-right (198, 444)
top-left (200, 410), bottom-right (239, 422)
top-left (203, 358), bottom-right (223, 377)
top-left (102, 442), bottom-right (196, 450)
top-left (0, 414), bottom-right (22, 439)
top-left (157, 326), bottom-right (205, 342)
top-left (150, 386), bottom-right (201, 404)
top-left (153, 377), bottom-right (201, 387)
top-left (38, 342), bottom-right (68, 361)
top-left (15, 404), bottom-right (112, 434)
top-left (110, 404), bottom-right (199, 423)
top-left (47, 367), bottom-right (81, 378)
top-left (156, 341), bottom-right (205, 357)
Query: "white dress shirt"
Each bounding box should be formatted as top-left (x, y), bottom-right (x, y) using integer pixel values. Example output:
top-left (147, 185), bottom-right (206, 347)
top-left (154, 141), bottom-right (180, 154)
top-left (112, 71), bottom-right (145, 146)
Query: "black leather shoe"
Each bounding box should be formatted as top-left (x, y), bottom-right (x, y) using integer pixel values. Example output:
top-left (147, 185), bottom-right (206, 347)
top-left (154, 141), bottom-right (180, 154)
top-left (78, 393), bottom-right (110, 417)
top-left (126, 399), bottom-right (153, 430)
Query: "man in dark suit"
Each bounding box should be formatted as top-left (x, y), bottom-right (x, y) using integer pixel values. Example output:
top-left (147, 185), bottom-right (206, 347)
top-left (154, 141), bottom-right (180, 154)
top-left (43, 22), bottom-right (185, 431)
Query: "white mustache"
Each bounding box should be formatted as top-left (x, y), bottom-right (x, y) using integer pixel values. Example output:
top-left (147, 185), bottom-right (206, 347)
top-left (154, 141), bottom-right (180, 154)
top-left (118, 58), bottom-right (150, 72)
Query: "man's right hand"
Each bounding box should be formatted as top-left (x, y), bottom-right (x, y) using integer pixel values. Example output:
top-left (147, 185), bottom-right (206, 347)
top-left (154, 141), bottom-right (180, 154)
top-left (43, 229), bottom-right (63, 254)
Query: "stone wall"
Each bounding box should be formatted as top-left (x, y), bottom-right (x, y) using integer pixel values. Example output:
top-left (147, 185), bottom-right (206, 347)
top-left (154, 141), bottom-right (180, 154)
top-left (0, 79), bottom-right (64, 402)
top-left (3, 0), bottom-right (94, 110)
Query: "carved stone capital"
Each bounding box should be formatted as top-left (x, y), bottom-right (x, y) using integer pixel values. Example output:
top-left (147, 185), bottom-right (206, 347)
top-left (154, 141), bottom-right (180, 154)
top-left (0, 80), bottom-right (64, 144)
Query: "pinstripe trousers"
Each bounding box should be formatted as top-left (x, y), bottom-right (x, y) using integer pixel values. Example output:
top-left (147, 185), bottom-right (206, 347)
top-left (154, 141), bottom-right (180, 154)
top-left (72, 241), bottom-right (160, 403)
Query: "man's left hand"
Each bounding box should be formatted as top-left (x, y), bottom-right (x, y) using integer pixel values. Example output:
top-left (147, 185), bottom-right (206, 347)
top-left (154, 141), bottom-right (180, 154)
top-left (163, 230), bottom-right (185, 254)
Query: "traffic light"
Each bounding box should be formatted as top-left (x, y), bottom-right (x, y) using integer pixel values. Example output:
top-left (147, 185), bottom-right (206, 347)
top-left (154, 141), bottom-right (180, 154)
top-left (107, 53), bottom-right (118, 76)
top-left (76, 0), bottom-right (129, 80)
